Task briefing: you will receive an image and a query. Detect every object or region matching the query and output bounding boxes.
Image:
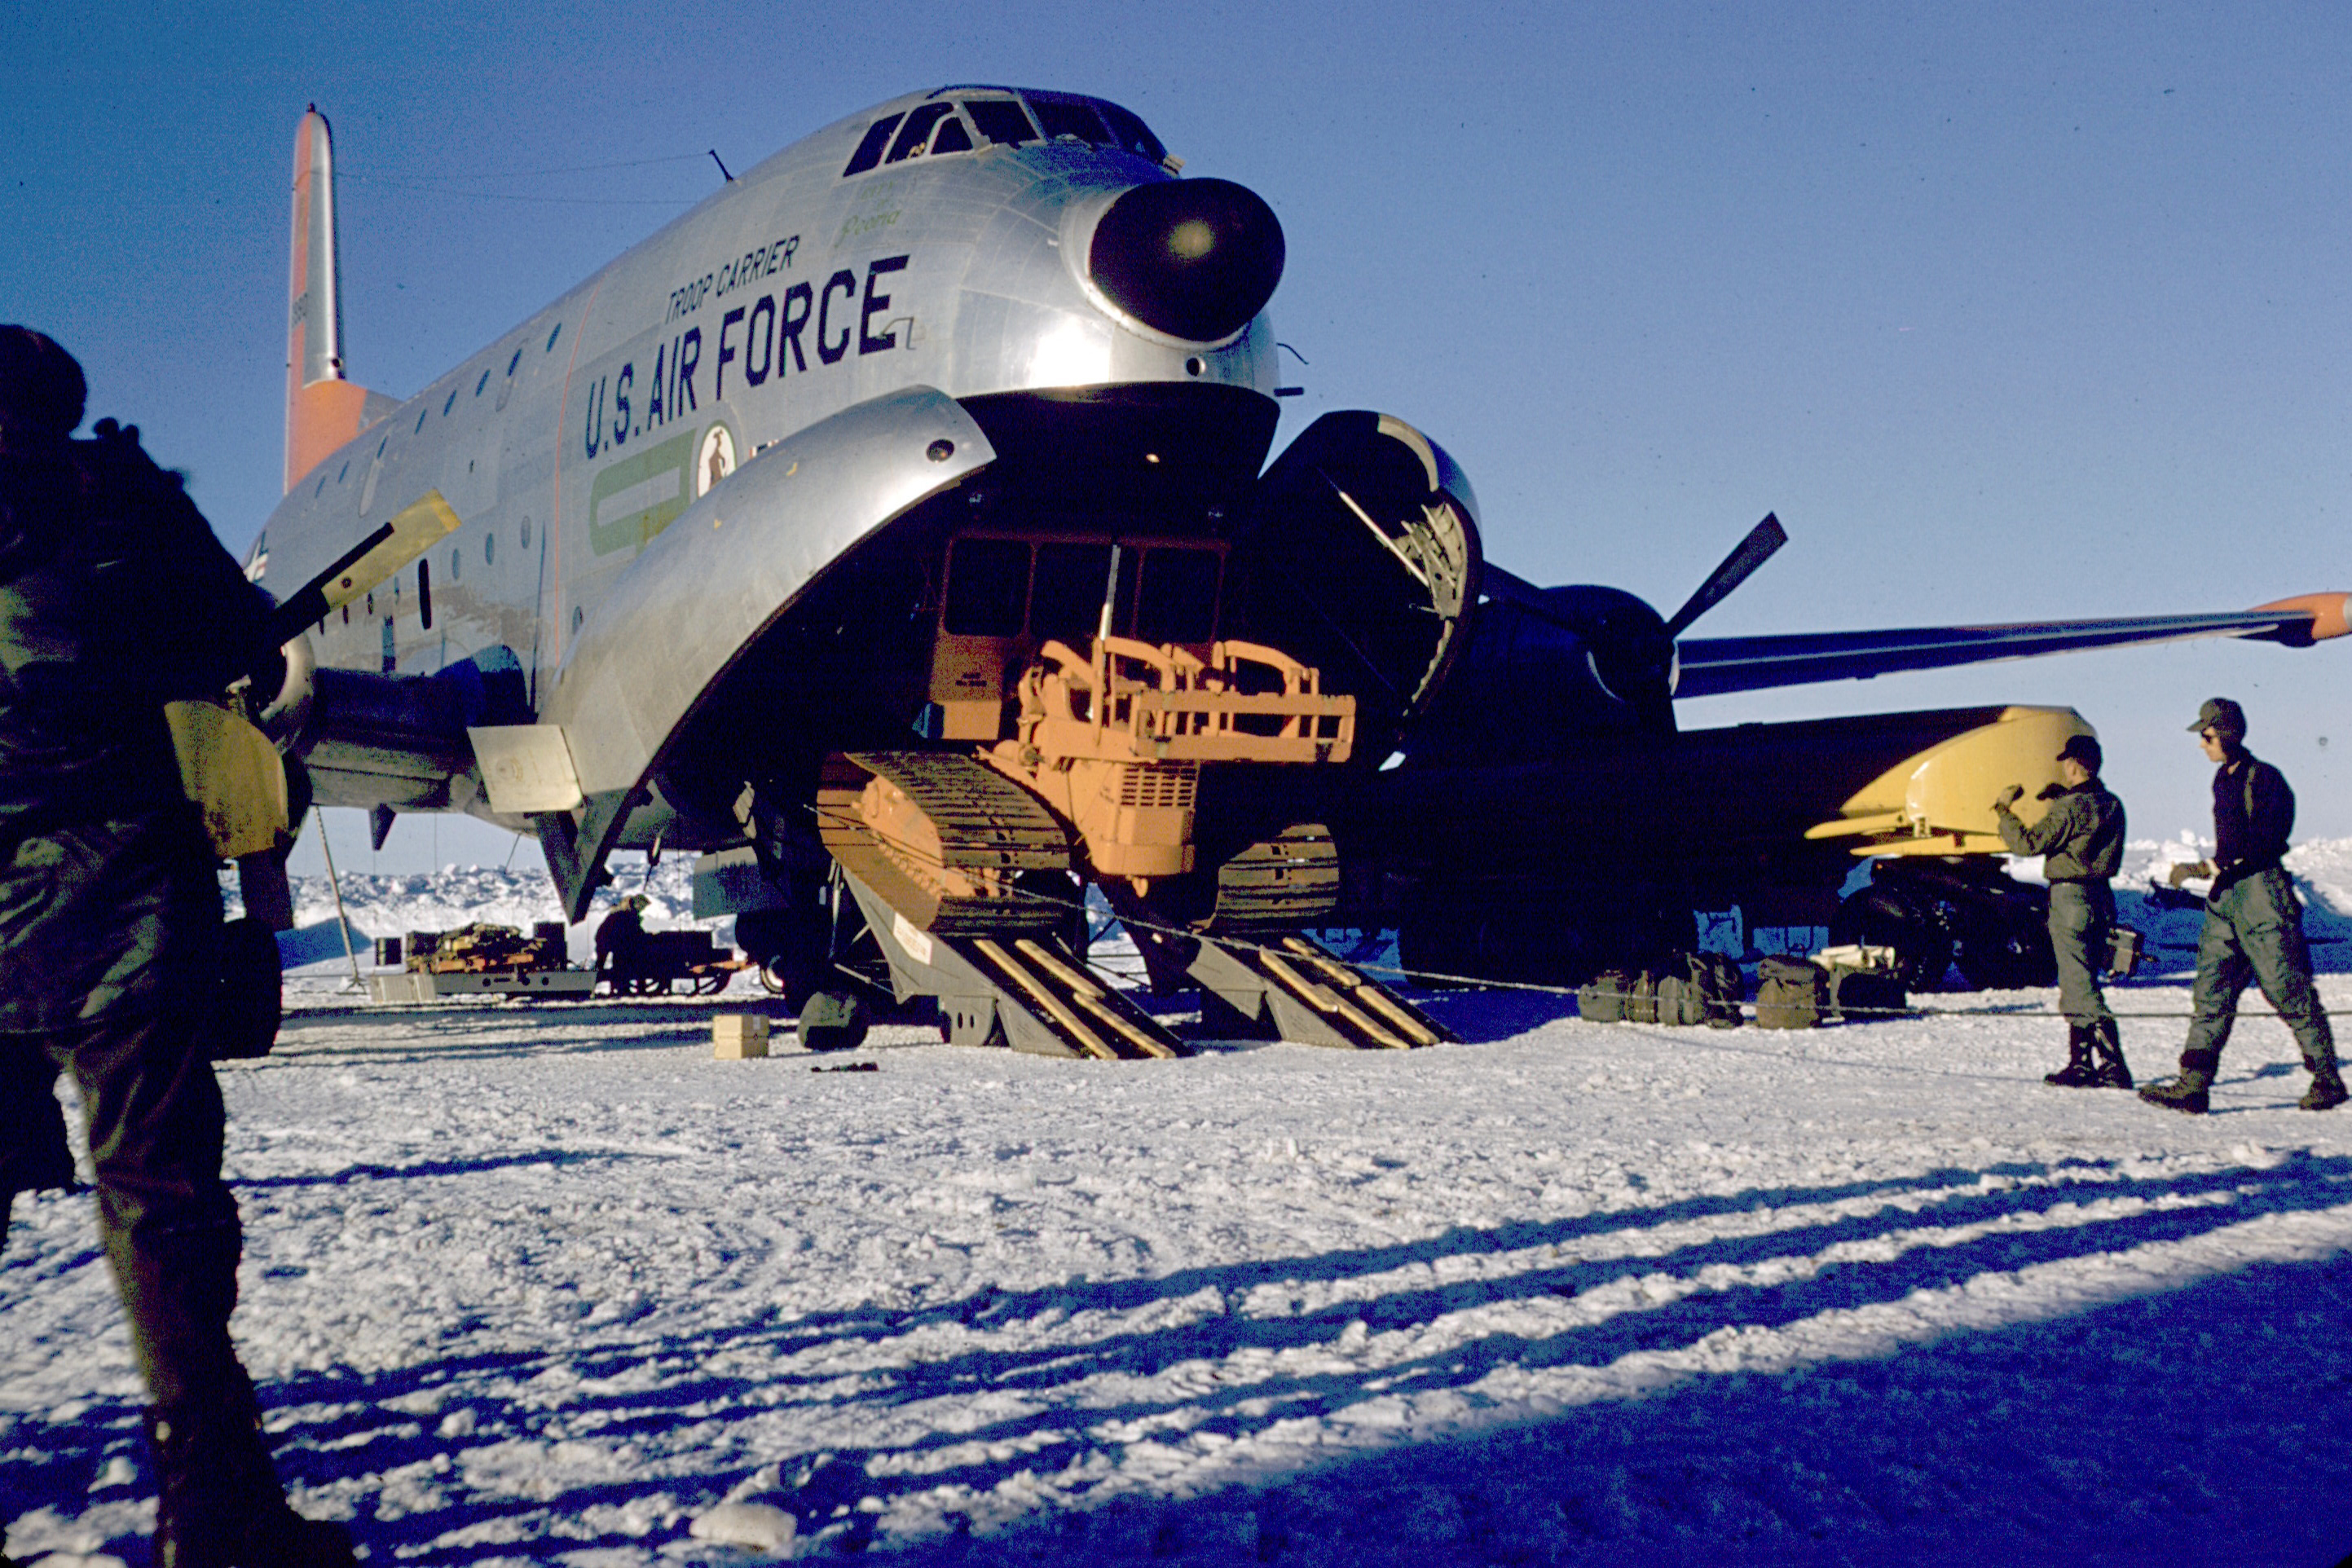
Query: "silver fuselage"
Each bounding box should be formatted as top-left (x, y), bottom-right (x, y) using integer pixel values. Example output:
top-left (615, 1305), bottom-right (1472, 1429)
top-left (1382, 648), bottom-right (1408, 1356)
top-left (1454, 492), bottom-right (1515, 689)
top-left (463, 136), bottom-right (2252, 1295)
top-left (253, 86), bottom-right (1277, 801)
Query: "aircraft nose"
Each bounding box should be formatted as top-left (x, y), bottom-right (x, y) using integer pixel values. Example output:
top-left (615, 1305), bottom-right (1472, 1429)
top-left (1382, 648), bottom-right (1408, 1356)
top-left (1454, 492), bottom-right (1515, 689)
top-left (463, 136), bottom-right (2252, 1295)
top-left (1087, 178), bottom-right (1284, 342)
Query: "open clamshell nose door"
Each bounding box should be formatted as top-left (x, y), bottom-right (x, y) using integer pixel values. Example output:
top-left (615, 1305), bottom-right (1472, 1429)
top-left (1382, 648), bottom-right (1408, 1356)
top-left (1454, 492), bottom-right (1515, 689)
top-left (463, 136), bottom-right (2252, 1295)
top-left (1228, 412), bottom-right (1483, 759)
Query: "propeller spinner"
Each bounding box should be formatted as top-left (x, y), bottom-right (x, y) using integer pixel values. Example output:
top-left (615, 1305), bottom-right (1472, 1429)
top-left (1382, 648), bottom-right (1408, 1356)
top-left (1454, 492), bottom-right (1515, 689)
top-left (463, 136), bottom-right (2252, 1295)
top-left (1087, 178), bottom-right (1286, 343)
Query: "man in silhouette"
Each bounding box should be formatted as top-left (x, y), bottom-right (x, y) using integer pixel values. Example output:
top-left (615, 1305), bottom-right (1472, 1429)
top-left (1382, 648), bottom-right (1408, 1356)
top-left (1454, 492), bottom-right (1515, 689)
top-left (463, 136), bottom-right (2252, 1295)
top-left (0, 326), bottom-right (355, 1566)
top-left (596, 892), bottom-right (652, 991)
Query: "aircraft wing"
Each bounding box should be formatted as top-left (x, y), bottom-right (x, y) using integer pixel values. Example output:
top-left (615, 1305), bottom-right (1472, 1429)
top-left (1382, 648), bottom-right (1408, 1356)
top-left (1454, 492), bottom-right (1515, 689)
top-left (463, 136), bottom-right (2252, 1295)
top-left (1674, 592), bottom-right (2350, 699)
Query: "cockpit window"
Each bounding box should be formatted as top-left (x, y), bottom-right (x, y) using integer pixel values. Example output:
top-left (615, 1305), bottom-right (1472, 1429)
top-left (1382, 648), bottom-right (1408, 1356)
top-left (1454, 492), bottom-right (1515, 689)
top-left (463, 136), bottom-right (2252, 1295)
top-left (886, 103), bottom-right (956, 163)
top-left (842, 114), bottom-right (902, 177)
top-left (845, 101), bottom-right (1021, 176)
top-left (1095, 103), bottom-right (1168, 165)
top-left (1029, 98), bottom-right (1108, 144)
top-left (848, 95), bottom-right (1161, 178)
top-left (963, 99), bottom-right (1037, 145)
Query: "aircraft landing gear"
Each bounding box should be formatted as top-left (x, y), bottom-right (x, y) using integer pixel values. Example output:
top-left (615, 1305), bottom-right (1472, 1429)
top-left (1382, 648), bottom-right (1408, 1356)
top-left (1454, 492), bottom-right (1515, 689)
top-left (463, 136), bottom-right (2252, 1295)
top-left (798, 989), bottom-right (871, 1052)
top-left (1828, 883), bottom-right (1955, 993)
top-left (1835, 859), bottom-right (2056, 993)
top-left (1955, 924), bottom-right (2059, 991)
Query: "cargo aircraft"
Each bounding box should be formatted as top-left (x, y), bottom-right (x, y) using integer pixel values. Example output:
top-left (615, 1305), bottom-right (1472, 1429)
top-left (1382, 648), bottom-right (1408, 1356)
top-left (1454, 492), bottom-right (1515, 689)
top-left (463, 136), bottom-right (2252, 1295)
top-left (230, 92), bottom-right (2348, 1052)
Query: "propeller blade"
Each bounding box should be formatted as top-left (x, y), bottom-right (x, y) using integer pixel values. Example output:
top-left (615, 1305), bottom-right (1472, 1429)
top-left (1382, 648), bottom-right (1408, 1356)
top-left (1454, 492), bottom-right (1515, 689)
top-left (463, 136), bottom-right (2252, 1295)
top-left (1662, 513), bottom-right (1786, 641)
top-left (262, 489), bottom-right (464, 650)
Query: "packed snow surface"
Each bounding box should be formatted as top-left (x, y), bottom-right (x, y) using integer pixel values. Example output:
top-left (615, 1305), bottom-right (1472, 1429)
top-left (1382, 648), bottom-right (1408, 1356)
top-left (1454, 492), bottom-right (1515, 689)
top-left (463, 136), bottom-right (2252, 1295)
top-left (8, 841), bottom-right (2352, 1566)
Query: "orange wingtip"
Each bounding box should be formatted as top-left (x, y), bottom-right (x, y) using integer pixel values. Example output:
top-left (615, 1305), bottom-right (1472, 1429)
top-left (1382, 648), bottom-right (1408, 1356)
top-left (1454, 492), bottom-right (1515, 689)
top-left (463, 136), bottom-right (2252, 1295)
top-left (2250, 592), bottom-right (2351, 641)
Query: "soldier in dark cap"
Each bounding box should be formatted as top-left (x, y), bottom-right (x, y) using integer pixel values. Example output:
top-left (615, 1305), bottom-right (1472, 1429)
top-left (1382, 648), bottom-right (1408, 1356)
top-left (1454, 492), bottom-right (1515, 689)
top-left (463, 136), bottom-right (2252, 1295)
top-left (0, 327), bottom-right (355, 1565)
top-left (2141, 697), bottom-right (2345, 1114)
top-left (1994, 730), bottom-right (2131, 1087)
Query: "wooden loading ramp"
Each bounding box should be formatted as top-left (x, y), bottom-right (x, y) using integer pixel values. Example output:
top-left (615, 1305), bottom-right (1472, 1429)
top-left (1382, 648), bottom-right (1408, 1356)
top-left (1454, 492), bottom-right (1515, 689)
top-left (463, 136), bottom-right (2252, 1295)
top-left (840, 867), bottom-right (1187, 1060)
top-left (1191, 933), bottom-right (1456, 1050)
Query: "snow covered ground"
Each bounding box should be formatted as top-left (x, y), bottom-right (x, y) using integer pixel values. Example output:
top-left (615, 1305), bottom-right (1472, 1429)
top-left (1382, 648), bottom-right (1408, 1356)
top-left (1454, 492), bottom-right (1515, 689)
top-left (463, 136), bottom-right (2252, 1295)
top-left (8, 843), bottom-right (2352, 1566)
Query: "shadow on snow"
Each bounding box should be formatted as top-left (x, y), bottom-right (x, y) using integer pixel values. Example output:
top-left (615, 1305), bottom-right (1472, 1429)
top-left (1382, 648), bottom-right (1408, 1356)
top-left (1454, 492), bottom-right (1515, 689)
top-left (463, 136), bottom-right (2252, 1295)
top-left (11, 1153), bottom-right (2349, 1564)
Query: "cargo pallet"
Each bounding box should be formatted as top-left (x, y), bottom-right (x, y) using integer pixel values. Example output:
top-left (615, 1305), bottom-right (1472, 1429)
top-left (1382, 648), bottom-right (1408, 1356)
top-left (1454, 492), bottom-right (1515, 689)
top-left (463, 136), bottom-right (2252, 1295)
top-left (367, 968), bottom-right (597, 1002)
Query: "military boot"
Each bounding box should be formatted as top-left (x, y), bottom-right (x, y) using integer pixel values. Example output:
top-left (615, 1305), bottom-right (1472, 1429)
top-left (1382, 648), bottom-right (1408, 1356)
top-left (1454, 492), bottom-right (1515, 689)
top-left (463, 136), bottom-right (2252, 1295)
top-left (2045, 1024), bottom-right (2101, 1087)
top-left (148, 1388), bottom-right (357, 1568)
top-left (2138, 1050), bottom-right (2218, 1116)
top-left (2044, 1024), bottom-right (2099, 1087)
top-left (2090, 1019), bottom-right (2134, 1090)
top-left (2299, 1058), bottom-right (2348, 1112)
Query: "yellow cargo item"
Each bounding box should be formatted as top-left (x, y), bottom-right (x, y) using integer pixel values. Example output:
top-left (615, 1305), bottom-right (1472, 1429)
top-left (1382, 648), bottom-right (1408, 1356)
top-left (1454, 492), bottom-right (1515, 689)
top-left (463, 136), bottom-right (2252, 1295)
top-left (984, 636), bottom-right (1356, 883)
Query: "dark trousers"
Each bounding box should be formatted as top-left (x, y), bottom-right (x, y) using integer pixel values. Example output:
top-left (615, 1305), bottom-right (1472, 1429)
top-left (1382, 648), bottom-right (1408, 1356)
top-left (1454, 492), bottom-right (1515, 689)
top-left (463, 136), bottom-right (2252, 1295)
top-left (2048, 879), bottom-right (2116, 1028)
top-left (2, 1006), bottom-right (248, 1411)
top-left (0, 1037), bottom-right (76, 1191)
top-left (2181, 867), bottom-right (2338, 1069)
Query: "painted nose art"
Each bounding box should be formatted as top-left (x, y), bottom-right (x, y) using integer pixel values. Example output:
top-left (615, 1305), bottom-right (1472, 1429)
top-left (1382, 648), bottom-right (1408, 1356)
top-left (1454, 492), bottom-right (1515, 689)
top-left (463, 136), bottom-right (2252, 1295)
top-left (1087, 178), bottom-right (1285, 343)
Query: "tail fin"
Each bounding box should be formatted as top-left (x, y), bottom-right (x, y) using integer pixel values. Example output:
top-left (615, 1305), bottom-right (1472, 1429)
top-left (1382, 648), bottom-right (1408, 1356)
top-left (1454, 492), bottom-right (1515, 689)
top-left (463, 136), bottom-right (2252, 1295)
top-left (284, 106), bottom-right (394, 492)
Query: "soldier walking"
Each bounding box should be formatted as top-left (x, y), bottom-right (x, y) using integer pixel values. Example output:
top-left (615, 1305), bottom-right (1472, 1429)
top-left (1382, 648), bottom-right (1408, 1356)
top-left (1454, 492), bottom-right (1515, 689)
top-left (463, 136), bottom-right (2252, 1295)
top-left (0, 328), bottom-right (355, 1566)
top-left (1994, 732), bottom-right (2131, 1087)
top-left (2141, 698), bottom-right (2345, 1114)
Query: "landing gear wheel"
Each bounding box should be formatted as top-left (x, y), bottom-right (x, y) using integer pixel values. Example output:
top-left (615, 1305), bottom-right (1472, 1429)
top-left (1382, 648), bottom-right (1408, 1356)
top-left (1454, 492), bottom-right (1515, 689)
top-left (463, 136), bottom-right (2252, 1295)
top-left (799, 989), bottom-right (871, 1052)
top-left (1957, 923), bottom-right (2057, 990)
top-left (1829, 886), bottom-right (1953, 993)
top-left (759, 956), bottom-right (825, 1011)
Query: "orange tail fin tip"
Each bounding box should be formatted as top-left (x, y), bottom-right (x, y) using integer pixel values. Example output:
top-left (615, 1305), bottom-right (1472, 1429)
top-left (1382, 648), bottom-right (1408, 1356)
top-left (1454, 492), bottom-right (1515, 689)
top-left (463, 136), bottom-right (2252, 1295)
top-left (285, 106), bottom-right (394, 492)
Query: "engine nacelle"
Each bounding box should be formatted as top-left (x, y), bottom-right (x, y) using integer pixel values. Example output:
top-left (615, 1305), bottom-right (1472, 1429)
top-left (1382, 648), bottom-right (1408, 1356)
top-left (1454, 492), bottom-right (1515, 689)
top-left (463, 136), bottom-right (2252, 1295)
top-left (256, 633), bottom-right (531, 813)
top-left (1403, 584), bottom-right (1678, 764)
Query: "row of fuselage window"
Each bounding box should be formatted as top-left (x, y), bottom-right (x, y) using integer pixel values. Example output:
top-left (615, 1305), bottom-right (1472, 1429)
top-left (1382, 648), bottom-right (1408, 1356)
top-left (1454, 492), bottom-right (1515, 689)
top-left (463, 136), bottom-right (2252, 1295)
top-left (314, 518), bottom-right (539, 651)
top-left (306, 319), bottom-right (567, 503)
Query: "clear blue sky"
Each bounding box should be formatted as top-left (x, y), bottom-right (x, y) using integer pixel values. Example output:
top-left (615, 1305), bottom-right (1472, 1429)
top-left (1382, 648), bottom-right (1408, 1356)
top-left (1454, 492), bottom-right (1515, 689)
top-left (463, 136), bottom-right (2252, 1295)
top-left (4, 1), bottom-right (2345, 879)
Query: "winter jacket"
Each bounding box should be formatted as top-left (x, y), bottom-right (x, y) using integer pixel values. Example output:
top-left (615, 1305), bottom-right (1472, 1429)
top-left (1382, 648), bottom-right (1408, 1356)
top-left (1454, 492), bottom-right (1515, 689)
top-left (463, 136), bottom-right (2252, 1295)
top-left (0, 422), bottom-right (272, 1026)
top-left (1995, 779), bottom-right (2125, 882)
top-left (0, 423), bottom-right (272, 838)
top-left (2211, 751), bottom-right (2294, 892)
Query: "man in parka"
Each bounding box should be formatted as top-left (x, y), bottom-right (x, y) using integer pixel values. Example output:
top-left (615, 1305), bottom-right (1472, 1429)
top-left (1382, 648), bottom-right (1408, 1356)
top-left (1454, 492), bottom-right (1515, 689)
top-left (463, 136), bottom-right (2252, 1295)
top-left (595, 892), bottom-right (651, 991)
top-left (0, 327), bottom-right (355, 1566)
top-left (1994, 731), bottom-right (2131, 1088)
top-left (2140, 698), bottom-right (2345, 1114)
